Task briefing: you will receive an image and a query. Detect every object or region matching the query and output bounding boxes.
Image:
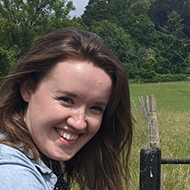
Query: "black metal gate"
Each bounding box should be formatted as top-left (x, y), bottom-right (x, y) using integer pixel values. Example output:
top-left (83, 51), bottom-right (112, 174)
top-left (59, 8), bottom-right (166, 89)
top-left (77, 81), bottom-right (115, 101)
top-left (140, 148), bottom-right (190, 190)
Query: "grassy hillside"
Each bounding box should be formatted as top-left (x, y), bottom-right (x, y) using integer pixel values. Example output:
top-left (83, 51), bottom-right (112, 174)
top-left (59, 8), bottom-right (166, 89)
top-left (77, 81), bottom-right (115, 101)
top-left (128, 81), bottom-right (190, 190)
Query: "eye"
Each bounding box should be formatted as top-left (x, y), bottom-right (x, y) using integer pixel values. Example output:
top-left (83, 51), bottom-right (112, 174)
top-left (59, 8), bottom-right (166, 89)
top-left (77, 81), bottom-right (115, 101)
top-left (60, 97), bottom-right (74, 104)
top-left (90, 106), bottom-right (104, 113)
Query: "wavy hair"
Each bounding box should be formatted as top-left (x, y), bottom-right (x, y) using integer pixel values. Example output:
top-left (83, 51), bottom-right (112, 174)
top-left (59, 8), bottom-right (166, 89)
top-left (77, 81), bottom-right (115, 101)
top-left (0, 28), bottom-right (133, 190)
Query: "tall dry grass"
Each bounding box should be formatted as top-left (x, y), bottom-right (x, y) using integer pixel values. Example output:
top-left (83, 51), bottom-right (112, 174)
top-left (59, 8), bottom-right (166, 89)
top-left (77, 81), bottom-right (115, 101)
top-left (128, 109), bottom-right (190, 190)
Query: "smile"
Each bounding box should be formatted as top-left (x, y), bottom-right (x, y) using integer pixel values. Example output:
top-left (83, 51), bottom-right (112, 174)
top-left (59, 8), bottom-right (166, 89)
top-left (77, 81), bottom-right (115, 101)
top-left (56, 129), bottom-right (79, 141)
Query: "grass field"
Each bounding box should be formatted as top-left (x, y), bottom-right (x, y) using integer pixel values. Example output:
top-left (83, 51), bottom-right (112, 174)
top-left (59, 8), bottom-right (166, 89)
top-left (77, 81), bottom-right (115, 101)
top-left (128, 81), bottom-right (190, 190)
top-left (130, 81), bottom-right (190, 111)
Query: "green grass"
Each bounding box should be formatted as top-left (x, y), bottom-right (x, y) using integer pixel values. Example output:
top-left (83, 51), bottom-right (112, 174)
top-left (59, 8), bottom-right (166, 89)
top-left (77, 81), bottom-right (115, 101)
top-left (128, 81), bottom-right (190, 190)
top-left (129, 81), bottom-right (190, 111)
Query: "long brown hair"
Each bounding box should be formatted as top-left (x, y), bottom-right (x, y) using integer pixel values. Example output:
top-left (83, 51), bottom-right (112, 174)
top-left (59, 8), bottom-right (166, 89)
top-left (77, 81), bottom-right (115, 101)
top-left (0, 28), bottom-right (133, 190)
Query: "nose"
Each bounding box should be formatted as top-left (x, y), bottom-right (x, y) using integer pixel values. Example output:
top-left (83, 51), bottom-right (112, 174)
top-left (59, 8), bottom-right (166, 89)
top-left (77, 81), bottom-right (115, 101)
top-left (67, 107), bottom-right (87, 131)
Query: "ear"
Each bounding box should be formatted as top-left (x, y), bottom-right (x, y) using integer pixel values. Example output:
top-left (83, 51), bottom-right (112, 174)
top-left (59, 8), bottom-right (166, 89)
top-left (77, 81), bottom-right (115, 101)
top-left (20, 81), bottom-right (33, 102)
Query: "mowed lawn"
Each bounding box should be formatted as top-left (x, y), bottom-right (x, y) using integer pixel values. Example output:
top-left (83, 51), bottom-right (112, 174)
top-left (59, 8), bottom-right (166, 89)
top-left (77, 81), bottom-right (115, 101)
top-left (128, 81), bottom-right (190, 190)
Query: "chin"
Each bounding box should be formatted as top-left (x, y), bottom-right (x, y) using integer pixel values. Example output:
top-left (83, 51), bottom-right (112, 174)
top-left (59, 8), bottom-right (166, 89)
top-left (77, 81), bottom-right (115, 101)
top-left (52, 153), bottom-right (76, 161)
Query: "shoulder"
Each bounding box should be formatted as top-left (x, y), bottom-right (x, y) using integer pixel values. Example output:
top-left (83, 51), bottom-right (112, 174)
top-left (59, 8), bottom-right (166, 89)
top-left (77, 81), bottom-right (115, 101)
top-left (0, 144), bottom-right (57, 190)
top-left (0, 143), bottom-right (36, 169)
top-left (0, 143), bottom-right (31, 163)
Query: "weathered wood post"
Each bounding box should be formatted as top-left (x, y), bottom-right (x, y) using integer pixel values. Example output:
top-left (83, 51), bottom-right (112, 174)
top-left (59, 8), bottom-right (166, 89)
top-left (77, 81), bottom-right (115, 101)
top-left (145, 95), bottom-right (151, 148)
top-left (131, 100), bottom-right (137, 110)
top-left (138, 96), bottom-right (144, 112)
top-left (149, 95), bottom-right (160, 148)
top-left (138, 95), bottom-right (160, 148)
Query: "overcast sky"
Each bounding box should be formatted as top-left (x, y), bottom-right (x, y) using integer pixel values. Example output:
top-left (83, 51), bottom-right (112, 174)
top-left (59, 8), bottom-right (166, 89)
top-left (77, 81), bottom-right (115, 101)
top-left (70, 0), bottom-right (89, 17)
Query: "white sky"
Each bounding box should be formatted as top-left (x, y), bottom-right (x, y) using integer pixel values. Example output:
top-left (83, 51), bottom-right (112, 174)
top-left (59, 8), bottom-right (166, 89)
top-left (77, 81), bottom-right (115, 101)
top-left (70, 0), bottom-right (89, 17)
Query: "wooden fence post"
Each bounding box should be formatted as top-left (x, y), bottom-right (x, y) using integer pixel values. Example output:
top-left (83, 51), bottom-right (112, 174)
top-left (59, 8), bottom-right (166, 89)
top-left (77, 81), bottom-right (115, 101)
top-left (138, 95), bottom-right (160, 148)
top-left (131, 100), bottom-right (137, 110)
top-left (149, 95), bottom-right (160, 148)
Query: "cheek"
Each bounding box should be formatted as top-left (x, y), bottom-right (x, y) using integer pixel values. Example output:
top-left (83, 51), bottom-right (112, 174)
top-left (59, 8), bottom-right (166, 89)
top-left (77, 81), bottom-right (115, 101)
top-left (89, 119), bottom-right (102, 135)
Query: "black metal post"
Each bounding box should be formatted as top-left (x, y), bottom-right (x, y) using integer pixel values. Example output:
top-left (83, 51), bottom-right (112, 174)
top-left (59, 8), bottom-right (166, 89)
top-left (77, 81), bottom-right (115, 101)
top-left (140, 148), bottom-right (161, 190)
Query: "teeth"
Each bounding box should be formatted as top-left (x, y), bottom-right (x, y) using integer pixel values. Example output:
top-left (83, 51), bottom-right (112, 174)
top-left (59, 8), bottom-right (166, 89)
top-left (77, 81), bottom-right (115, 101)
top-left (57, 129), bottom-right (78, 141)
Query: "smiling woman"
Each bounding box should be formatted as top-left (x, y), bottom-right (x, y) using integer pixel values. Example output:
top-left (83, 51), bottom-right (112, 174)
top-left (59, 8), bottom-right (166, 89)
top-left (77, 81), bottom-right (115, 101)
top-left (21, 60), bottom-right (112, 161)
top-left (0, 28), bottom-right (133, 190)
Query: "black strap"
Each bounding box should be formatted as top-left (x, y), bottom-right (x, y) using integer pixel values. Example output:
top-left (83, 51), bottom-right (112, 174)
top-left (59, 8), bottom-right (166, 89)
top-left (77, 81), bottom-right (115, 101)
top-left (40, 153), bottom-right (69, 190)
top-left (52, 160), bottom-right (69, 190)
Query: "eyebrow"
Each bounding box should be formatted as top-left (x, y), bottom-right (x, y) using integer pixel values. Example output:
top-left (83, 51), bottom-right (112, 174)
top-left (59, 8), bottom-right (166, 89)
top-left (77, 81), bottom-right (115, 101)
top-left (55, 90), bottom-right (78, 98)
top-left (94, 101), bottom-right (108, 107)
top-left (55, 90), bottom-right (108, 106)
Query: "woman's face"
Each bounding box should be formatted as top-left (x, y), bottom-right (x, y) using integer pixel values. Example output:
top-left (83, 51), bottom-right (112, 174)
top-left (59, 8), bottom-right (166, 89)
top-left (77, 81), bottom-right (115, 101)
top-left (21, 60), bottom-right (112, 161)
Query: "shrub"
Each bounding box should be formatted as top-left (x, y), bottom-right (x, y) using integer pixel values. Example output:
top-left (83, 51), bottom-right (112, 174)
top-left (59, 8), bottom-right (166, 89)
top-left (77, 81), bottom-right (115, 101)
top-left (152, 74), bottom-right (187, 82)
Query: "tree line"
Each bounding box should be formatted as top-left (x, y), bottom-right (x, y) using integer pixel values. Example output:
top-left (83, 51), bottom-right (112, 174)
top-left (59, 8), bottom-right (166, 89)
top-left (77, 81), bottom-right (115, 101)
top-left (1, 0), bottom-right (190, 82)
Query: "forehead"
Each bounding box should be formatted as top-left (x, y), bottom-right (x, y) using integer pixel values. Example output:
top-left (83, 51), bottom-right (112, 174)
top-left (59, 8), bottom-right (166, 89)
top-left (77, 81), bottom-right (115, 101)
top-left (47, 59), bottom-right (111, 81)
top-left (43, 60), bottom-right (112, 97)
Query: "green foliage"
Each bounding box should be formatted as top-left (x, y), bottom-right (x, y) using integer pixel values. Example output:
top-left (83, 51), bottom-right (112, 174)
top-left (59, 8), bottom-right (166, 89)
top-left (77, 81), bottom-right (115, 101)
top-left (152, 73), bottom-right (187, 82)
top-left (87, 20), bottom-right (147, 78)
top-left (153, 32), bottom-right (190, 74)
top-left (0, 46), bottom-right (17, 77)
top-left (149, 0), bottom-right (190, 38)
top-left (126, 14), bottom-right (158, 47)
top-left (89, 20), bottom-right (135, 62)
top-left (149, 10), bottom-right (190, 75)
top-left (81, 0), bottom-right (189, 81)
top-left (1, 0), bottom-right (190, 82)
top-left (160, 11), bottom-right (184, 36)
top-left (131, 73), bottom-right (187, 83)
top-left (0, 0), bottom-right (83, 75)
top-left (130, 0), bottom-right (152, 16)
top-left (139, 55), bottom-right (157, 79)
top-left (0, 0), bottom-right (75, 55)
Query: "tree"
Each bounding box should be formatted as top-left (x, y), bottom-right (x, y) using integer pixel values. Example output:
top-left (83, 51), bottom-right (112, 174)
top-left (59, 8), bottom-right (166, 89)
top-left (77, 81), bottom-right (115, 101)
top-left (153, 32), bottom-right (190, 74)
top-left (0, 0), bottom-right (80, 76)
top-left (124, 14), bottom-right (158, 47)
top-left (82, 0), bottom-right (157, 48)
top-left (151, 10), bottom-right (190, 74)
top-left (0, 45), bottom-right (18, 77)
top-left (149, 0), bottom-right (190, 39)
top-left (82, 0), bottom-right (113, 26)
top-left (160, 11), bottom-right (184, 37)
top-left (82, 0), bottom-right (190, 79)
top-left (88, 20), bottom-right (147, 78)
top-left (0, 0), bottom-right (75, 57)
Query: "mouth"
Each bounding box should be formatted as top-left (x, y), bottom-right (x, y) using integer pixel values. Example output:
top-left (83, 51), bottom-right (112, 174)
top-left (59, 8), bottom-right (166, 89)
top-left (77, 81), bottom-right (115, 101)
top-left (56, 128), bottom-right (79, 141)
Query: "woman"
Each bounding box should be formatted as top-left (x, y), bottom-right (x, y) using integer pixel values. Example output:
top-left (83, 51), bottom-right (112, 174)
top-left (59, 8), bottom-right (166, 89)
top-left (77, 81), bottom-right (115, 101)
top-left (0, 28), bottom-right (133, 190)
